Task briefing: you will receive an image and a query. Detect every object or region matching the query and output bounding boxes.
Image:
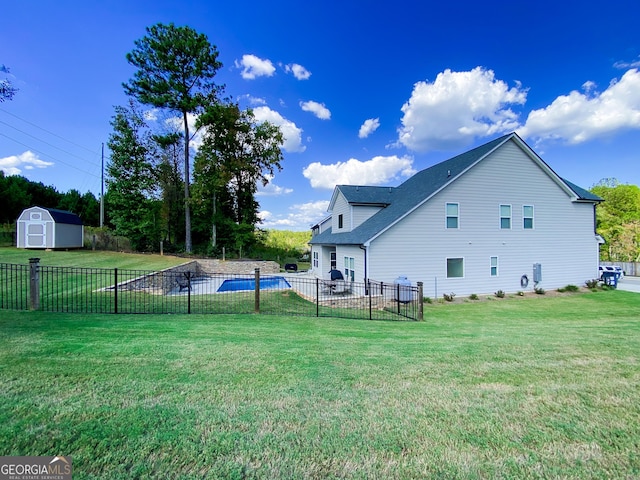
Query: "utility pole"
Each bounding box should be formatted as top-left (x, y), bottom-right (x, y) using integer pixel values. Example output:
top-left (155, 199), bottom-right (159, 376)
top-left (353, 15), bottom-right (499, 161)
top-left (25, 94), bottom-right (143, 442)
top-left (100, 143), bottom-right (104, 227)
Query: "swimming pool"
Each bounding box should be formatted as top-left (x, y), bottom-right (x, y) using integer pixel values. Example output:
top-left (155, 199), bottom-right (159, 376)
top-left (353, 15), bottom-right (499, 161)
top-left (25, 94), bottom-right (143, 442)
top-left (217, 276), bottom-right (291, 292)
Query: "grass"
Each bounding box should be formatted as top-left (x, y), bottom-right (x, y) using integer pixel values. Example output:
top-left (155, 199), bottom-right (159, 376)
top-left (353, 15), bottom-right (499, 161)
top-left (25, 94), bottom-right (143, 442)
top-left (0, 247), bottom-right (188, 270)
top-left (1, 290), bottom-right (640, 478)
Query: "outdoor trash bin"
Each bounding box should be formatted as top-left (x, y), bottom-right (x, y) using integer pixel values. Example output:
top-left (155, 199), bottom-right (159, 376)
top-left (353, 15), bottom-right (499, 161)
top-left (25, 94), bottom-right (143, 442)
top-left (602, 271), bottom-right (618, 288)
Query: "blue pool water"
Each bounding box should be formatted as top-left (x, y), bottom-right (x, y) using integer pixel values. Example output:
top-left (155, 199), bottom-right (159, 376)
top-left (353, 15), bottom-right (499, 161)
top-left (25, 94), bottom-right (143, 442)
top-left (217, 276), bottom-right (291, 292)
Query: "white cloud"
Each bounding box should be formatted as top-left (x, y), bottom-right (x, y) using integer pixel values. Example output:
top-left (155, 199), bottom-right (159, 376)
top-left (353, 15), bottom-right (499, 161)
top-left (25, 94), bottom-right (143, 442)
top-left (518, 69), bottom-right (640, 144)
top-left (143, 108), bottom-right (159, 121)
top-left (256, 175), bottom-right (294, 196)
top-left (358, 118), bottom-right (380, 139)
top-left (252, 106), bottom-right (306, 153)
top-left (0, 151), bottom-right (53, 175)
top-left (302, 154), bottom-right (415, 190)
top-left (235, 54), bottom-right (276, 80)
top-left (397, 67), bottom-right (527, 152)
top-left (285, 63), bottom-right (311, 80)
top-left (614, 57), bottom-right (640, 69)
top-left (259, 200), bottom-right (330, 231)
top-left (165, 112), bottom-right (204, 150)
top-left (300, 100), bottom-right (331, 120)
top-left (238, 94), bottom-right (267, 106)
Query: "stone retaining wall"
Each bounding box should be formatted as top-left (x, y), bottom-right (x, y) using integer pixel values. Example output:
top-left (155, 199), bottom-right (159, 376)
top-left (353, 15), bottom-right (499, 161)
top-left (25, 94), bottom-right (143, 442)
top-left (112, 260), bottom-right (280, 295)
top-left (196, 259), bottom-right (280, 275)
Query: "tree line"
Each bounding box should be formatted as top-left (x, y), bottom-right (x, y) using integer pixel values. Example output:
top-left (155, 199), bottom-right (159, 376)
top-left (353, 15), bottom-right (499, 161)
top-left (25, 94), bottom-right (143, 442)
top-left (0, 171), bottom-right (99, 226)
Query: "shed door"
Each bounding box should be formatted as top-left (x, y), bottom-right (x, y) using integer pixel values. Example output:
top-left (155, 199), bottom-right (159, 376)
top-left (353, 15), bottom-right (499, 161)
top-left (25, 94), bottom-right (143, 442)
top-left (27, 213), bottom-right (46, 247)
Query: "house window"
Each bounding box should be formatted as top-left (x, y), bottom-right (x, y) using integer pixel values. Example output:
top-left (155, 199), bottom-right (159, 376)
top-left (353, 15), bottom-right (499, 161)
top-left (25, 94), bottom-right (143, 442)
top-left (446, 203), bottom-right (459, 229)
top-left (490, 256), bottom-right (498, 276)
top-left (500, 204), bottom-right (511, 229)
top-left (446, 257), bottom-right (464, 278)
top-left (344, 256), bottom-right (355, 281)
top-left (338, 214), bottom-right (343, 229)
top-left (313, 251), bottom-right (319, 268)
top-left (523, 205), bottom-right (534, 229)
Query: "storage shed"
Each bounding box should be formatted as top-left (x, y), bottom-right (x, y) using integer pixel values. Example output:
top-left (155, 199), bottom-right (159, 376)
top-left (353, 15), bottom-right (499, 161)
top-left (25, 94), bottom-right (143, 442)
top-left (17, 206), bottom-right (84, 249)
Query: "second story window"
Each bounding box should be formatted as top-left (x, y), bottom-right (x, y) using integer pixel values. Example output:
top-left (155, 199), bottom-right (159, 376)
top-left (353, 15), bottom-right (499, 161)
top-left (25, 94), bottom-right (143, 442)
top-left (500, 204), bottom-right (511, 229)
top-left (446, 203), bottom-right (459, 229)
top-left (338, 214), bottom-right (343, 229)
top-left (523, 205), bottom-right (534, 229)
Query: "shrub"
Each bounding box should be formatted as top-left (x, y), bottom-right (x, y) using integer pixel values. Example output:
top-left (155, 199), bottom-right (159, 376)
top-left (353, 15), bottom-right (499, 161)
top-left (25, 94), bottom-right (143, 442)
top-left (424, 297), bottom-right (433, 304)
top-left (517, 291), bottom-right (525, 296)
top-left (494, 290), bottom-right (505, 298)
top-left (561, 284), bottom-right (579, 292)
top-left (443, 292), bottom-right (456, 302)
top-left (469, 293), bottom-right (479, 300)
top-left (585, 279), bottom-right (599, 289)
top-left (534, 287), bottom-right (546, 295)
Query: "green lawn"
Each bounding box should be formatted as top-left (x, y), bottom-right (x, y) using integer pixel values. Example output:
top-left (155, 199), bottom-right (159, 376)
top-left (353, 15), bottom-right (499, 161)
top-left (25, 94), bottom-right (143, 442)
top-left (0, 247), bottom-right (188, 270)
top-left (1, 290), bottom-right (639, 479)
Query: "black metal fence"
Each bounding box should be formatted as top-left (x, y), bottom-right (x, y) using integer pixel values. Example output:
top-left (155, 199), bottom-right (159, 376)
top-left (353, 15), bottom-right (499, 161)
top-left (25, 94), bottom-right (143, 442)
top-left (0, 260), bottom-right (423, 321)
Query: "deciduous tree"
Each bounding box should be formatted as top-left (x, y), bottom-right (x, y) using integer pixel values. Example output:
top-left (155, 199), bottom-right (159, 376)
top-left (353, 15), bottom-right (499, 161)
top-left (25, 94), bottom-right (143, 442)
top-left (0, 64), bottom-right (18, 102)
top-left (591, 179), bottom-right (640, 261)
top-left (192, 103), bottom-right (283, 254)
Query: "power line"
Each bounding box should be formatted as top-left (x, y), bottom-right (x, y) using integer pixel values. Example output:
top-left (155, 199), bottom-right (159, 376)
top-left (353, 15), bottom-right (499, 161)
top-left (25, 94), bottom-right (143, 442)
top-left (0, 119), bottom-right (101, 168)
top-left (0, 106), bottom-right (101, 156)
top-left (0, 132), bottom-right (101, 179)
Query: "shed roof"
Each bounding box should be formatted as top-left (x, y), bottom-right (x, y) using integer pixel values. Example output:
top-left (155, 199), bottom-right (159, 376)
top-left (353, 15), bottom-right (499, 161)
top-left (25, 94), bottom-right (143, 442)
top-left (24, 206), bottom-right (83, 225)
top-left (46, 208), bottom-right (83, 225)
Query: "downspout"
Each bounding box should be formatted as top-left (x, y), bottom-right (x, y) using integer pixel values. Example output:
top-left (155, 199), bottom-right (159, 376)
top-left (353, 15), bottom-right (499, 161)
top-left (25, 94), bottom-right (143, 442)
top-left (359, 244), bottom-right (368, 295)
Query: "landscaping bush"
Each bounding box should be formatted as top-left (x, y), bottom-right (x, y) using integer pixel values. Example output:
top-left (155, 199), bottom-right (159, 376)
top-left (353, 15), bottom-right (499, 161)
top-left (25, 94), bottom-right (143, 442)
top-left (585, 279), bottom-right (599, 289)
top-left (495, 290), bottom-right (505, 298)
top-left (469, 293), bottom-right (479, 300)
top-left (535, 287), bottom-right (546, 295)
top-left (443, 292), bottom-right (456, 302)
top-left (558, 284), bottom-right (580, 293)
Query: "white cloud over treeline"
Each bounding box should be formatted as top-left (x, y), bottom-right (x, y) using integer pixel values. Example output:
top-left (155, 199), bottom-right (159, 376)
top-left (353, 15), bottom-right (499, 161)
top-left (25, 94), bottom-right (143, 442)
top-left (0, 151), bottom-right (53, 175)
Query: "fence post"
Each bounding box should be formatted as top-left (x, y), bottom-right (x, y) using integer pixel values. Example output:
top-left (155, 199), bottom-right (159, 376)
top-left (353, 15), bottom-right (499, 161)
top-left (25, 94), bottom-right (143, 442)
top-left (254, 268), bottom-right (260, 313)
top-left (29, 258), bottom-right (40, 311)
top-left (316, 278), bottom-right (320, 317)
top-left (114, 268), bottom-right (118, 314)
top-left (368, 280), bottom-right (372, 320)
top-left (417, 282), bottom-right (424, 321)
top-left (187, 272), bottom-right (192, 314)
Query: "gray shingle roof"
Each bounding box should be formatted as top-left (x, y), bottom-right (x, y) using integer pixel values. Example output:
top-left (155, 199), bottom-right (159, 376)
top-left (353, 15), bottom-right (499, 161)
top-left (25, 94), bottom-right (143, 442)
top-left (561, 179), bottom-right (603, 202)
top-left (336, 185), bottom-right (394, 206)
top-left (44, 208), bottom-right (83, 225)
top-left (310, 133), bottom-right (599, 246)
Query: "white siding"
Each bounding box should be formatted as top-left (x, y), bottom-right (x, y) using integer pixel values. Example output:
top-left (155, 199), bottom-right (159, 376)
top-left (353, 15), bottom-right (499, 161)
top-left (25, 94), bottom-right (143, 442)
top-left (352, 205), bottom-right (383, 229)
top-left (332, 192), bottom-right (351, 232)
top-left (368, 140), bottom-right (599, 296)
top-left (336, 245), bottom-right (365, 283)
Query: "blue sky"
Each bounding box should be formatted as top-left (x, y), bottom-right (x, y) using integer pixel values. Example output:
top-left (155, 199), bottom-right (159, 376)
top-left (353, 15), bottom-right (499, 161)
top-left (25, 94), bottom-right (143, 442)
top-left (2, 0), bottom-right (640, 231)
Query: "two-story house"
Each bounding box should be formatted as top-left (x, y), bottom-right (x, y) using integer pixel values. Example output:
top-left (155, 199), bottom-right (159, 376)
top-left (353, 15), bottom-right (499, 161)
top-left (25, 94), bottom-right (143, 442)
top-left (309, 133), bottom-right (603, 297)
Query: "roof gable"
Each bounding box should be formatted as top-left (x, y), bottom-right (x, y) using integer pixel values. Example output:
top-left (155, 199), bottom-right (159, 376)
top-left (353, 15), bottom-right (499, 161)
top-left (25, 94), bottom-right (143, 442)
top-left (310, 133), bottom-right (598, 246)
